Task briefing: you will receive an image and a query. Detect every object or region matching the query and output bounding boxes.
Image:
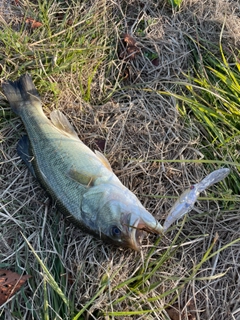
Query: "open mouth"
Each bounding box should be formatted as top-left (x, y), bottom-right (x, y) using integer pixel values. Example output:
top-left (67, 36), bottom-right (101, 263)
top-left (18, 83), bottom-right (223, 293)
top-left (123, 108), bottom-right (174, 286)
top-left (122, 212), bottom-right (164, 250)
top-left (129, 218), bottom-right (163, 250)
top-left (130, 218), bottom-right (146, 250)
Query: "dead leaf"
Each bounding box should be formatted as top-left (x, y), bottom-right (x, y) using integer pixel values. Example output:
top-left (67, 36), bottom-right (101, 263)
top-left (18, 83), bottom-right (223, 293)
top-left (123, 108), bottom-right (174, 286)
top-left (122, 67), bottom-right (130, 80)
top-left (151, 57), bottom-right (160, 66)
top-left (166, 301), bottom-right (196, 320)
top-left (0, 269), bottom-right (31, 306)
top-left (67, 19), bottom-right (73, 26)
top-left (126, 45), bottom-right (140, 60)
top-left (26, 17), bottom-right (43, 29)
top-left (119, 34), bottom-right (140, 61)
top-left (166, 304), bottom-right (181, 320)
top-left (95, 138), bottom-right (106, 152)
top-left (123, 33), bottom-right (137, 46)
top-left (186, 300), bottom-right (196, 320)
top-left (13, 0), bottom-right (20, 5)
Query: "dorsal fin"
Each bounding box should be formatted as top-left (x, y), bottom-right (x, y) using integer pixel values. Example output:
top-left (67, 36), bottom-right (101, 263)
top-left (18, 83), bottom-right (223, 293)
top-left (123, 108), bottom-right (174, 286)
top-left (50, 110), bottom-right (79, 139)
top-left (94, 150), bottom-right (112, 171)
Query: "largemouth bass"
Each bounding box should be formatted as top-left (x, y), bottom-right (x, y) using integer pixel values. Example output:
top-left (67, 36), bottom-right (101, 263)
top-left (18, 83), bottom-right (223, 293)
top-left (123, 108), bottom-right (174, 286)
top-left (2, 74), bottom-right (164, 250)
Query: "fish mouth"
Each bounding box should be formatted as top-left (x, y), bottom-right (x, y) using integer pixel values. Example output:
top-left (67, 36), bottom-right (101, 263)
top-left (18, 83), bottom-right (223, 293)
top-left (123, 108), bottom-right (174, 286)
top-left (129, 218), bottom-right (145, 251)
top-left (126, 214), bottom-right (164, 251)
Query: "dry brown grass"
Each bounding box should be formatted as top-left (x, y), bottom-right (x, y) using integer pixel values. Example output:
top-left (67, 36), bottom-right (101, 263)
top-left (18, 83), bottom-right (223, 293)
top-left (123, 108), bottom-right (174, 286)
top-left (1, 0), bottom-right (240, 319)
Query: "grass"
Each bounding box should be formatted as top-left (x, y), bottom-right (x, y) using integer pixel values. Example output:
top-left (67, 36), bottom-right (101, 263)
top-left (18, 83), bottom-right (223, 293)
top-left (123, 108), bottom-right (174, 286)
top-left (17, 224), bottom-right (240, 319)
top-left (177, 34), bottom-right (240, 194)
top-left (1, 0), bottom-right (240, 319)
top-left (0, 0), bottom-right (112, 103)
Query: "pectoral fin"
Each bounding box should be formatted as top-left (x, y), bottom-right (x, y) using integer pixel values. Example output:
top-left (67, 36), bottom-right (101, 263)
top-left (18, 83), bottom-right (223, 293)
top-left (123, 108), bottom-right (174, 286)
top-left (50, 110), bottom-right (80, 140)
top-left (17, 135), bottom-right (36, 177)
top-left (68, 167), bottom-right (100, 186)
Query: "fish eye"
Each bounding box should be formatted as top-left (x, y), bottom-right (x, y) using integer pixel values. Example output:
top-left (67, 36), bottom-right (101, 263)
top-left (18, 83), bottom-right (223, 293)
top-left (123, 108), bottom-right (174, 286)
top-left (111, 226), bottom-right (121, 237)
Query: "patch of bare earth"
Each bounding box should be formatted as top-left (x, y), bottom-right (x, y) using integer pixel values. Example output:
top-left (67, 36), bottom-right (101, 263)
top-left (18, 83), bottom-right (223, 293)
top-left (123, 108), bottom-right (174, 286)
top-left (1, 0), bottom-right (240, 319)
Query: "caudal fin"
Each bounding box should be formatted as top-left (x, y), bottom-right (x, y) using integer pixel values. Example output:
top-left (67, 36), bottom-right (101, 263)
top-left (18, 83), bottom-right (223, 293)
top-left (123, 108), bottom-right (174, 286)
top-left (2, 74), bottom-right (41, 115)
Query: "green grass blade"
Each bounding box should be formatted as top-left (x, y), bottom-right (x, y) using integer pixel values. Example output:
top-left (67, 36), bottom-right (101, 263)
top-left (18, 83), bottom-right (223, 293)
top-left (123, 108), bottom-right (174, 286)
top-left (21, 232), bottom-right (70, 308)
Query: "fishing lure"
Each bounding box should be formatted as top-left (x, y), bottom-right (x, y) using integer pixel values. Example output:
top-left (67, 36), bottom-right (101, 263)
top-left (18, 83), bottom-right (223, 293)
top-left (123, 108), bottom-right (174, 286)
top-left (163, 168), bottom-right (230, 231)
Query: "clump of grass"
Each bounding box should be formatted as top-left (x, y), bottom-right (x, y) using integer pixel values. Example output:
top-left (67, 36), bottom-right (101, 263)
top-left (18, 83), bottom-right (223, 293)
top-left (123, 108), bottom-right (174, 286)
top-left (144, 32), bottom-right (240, 191)
top-left (16, 223), bottom-right (240, 319)
top-left (177, 35), bottom-right (240, 193)
top-left (0, 0), bottom-right (113, 103)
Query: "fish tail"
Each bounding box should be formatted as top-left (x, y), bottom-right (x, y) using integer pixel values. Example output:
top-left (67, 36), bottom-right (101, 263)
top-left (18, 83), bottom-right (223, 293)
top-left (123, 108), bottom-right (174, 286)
top-left (2, 74), bottom-right (41, 115)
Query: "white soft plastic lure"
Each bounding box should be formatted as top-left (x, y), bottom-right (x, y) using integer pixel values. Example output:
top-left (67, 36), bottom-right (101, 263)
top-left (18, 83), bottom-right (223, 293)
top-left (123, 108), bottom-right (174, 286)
top-left (163, 168), bottom-right (230, 232)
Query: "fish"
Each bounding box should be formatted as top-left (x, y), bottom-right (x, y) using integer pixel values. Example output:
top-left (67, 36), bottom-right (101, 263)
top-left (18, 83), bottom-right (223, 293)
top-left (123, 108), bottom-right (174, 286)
top-left (2, 74), bottom-right (164, 251)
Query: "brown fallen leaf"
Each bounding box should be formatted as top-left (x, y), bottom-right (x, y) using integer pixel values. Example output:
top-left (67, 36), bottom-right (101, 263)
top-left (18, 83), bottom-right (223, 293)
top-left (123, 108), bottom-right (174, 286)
top-left (166, 304), bottom-right (181, 320)
top-left (119, 33), bottom-right (140, 61)
top-left (125, 45), bottom-right (140, 60)
top-left (123, 33), bottom-right (137, 46)
top-left (0, 269), bottom-right (31, 306)
top-left (122, 67), bottom-right (130, 80)
top-left (95, 138), bottom-right (106, 152)
top-left (186, 300), bottom-right (196, 320)
top-left (166, 300), bottom-right (196, 320)
top-left (66, 19), bottom-right (73, 26)
top-left (26, 17), bottom-right (43, 29)
top-left (151, 57), bottom-right (160, 66)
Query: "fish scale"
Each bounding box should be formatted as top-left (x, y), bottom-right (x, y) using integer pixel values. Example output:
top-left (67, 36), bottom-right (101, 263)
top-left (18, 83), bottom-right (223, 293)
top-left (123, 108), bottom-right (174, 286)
top-left (25, 124), bottom-right (88, 226)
